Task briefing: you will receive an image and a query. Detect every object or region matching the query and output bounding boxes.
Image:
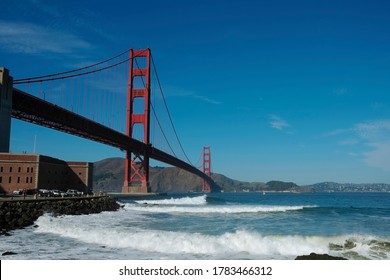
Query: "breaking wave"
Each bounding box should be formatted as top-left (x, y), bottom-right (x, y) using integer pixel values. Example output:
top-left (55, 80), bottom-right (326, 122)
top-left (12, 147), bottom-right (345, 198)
top-left (124, 204), bottom-right (312, 214)
top-left (128, 194), bottom-right (316, 214)
top-left (134, 195), bottom-right (207, 205)
top-left (34, 214), bottom-right (390, 260)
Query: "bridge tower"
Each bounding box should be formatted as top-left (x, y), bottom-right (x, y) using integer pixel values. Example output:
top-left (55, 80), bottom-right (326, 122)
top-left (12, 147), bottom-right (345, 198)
top-left (0, 68), bottom-right (13, 153)
top-left (122, 49), bottom-right (152, 193)
top-left (202, 146), bottom-right (211, 192)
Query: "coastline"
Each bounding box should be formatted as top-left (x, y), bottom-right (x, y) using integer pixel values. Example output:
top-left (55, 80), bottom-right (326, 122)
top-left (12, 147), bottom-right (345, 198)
top-left (0, 192), bottom-right (366, 260)
top-left (0, 195), bottom-right (121, 233)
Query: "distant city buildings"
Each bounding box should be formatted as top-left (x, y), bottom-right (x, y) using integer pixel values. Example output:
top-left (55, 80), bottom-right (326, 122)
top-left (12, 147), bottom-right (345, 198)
top-left (0, 153), bottom-right (93, 195)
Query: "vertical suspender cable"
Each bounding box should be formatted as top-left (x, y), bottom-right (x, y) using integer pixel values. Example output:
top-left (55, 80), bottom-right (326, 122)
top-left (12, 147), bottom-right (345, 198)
top-left (150, 54), bottom-right (194, 166)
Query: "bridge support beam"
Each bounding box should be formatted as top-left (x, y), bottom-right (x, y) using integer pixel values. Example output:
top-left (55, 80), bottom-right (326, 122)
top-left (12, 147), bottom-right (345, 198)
top-left (0, 68), bottom-right (13, 153)
top-left (123, 49), bottom-right (151, 193)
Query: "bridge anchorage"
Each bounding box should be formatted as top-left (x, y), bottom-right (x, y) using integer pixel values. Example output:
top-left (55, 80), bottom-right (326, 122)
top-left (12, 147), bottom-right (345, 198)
top-left (1, 48), bottom-right (216, 194)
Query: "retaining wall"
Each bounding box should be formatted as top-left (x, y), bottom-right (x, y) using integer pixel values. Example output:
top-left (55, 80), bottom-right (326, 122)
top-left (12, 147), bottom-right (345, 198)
top-left (0, 196), bottom-right (120, 231)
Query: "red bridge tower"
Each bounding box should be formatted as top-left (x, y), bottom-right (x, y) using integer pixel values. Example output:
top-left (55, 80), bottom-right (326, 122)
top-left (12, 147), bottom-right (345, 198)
top-left (202, 146), bottom-right (211, 192)
top-left (122, 49), bottom-right (151, 193)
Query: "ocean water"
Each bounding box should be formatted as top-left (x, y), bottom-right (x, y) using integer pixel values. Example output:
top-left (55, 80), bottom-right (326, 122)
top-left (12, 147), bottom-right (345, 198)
top-left (1, 192), bottom-right (389, 260)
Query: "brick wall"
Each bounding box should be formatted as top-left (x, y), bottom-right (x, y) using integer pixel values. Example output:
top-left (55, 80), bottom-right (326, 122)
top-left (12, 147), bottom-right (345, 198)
top-left (0, 153), bottom-right (93, 194)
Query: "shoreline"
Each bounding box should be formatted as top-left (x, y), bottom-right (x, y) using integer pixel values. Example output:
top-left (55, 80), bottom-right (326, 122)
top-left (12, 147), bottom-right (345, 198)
top-left (1, 194), bottom-right (349, 260)
top-left (0, 195), bottom-right (121, 232)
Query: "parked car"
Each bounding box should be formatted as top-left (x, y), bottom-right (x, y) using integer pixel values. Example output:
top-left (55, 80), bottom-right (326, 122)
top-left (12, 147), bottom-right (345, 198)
top-left (51, 190), bottom-right (62, 197)
top-left (13, 189), bottom-right (23, 195)
top-left (26, 189), bottom-right (38, 195)
top-left (38, 189), bottom-right (51, 197)
top-left (66, 189), bottom-right (80, 196)
top-left (62, 191), bottom-right (71, 197)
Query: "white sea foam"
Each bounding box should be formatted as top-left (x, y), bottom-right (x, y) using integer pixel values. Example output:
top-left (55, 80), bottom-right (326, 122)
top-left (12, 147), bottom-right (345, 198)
top-left (33, 214), bottom-right (326, 257)
top-left (124, 204), bottom-right (312, 214)
top-left (33, 214), bottom-right (389, 259)
top-left (134, 195), bottom-right (207, 205)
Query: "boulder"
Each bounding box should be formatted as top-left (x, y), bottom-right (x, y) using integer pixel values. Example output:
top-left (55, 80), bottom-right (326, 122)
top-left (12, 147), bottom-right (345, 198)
top-left (295, 253), bottom-right (347, 260)
top-left (2, 251), bottom-right (17, 256)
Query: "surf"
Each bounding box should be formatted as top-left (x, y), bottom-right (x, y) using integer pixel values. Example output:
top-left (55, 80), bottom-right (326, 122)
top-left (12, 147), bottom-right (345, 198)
top-left (33, 214), bottom-right (389, 259)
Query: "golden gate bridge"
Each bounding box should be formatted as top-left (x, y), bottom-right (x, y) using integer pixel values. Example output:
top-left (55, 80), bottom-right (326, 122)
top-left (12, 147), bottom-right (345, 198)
top-left (0, 48), bottom-right (214, 193)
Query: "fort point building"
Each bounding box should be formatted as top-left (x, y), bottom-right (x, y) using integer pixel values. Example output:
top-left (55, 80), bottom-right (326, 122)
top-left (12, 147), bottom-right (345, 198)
top-left (0, 153), bottom-right (93, 195)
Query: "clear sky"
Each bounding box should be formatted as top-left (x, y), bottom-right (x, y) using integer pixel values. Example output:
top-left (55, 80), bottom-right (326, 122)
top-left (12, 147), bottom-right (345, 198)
top-left (1, 0), bottom-right (390, 185)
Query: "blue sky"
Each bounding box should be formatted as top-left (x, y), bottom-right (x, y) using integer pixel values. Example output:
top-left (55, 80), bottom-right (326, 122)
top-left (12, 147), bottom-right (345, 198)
top-left (1, 0), bottom-right (390, 185)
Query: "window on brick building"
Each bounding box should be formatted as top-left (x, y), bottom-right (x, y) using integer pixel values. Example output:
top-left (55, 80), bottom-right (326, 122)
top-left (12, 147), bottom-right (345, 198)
top-left (9, 167), bottom-right (12, 172)
top-left (0, 176), bottom-right (2, 183)
top-left (30, 177), bottom-right (33, 183)
top-left (18, 167), bottom-right (21, 173)
top-left (26, 177), bottom-right (29, 183)
top-left (31, 167), bottom-right (34, 173)
top-left (9, 177), bottom-right (11, 183)
top-left (0, 166), bottom-right (3, 172)
top-left (27, 167), bottom-right (30, 172)
top-left (17, 177), bottom-right (20, 183)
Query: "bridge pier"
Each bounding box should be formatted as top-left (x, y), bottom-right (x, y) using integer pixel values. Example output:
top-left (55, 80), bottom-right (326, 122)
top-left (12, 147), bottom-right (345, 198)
top-left (122, 150), bottom-right (151, 193)
top-left (0, 68), bottom-right (13, 153)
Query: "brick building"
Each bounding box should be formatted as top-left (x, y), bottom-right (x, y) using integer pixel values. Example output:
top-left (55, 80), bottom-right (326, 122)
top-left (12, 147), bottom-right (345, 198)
top-left (0, 153), bottom-right (93, 194)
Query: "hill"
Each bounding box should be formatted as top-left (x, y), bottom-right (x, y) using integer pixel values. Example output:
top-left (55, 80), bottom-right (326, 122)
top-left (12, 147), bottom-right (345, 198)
top-left (93, 158), bottom-right (390, 193)
top-left (307, 182), bottom-right (390, 192)
top-left (92, 157), bottom-right (301, 193)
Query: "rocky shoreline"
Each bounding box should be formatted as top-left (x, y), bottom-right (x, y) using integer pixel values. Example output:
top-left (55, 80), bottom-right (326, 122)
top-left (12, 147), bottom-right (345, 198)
top-left (0, 196), bottom-right (121, 232)
top-left (1, 197), bottom-right (348, 260)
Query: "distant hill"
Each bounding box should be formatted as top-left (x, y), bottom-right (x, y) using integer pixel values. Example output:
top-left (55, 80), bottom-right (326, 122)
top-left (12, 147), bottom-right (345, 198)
top-left (93, 157), bottom-right (206, 193)
top-left (93, 158), bottom-right (390, 193)
top-left (93, 157), bottom-right (302, 193)
top-left (307, 182), bottom-right (390, 192)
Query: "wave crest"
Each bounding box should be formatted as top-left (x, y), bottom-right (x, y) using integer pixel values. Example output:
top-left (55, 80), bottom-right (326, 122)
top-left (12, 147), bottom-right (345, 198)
top-left (124, 204), bottom-right (312, 214)
top-left (134, 195), bottom-right (207, 205)
top-left (34, 215), bottom-right (389, 259)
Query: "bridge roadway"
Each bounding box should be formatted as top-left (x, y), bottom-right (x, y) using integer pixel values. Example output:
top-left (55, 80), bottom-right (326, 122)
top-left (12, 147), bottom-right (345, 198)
top-left (11, 88), bottom-right (214, 185)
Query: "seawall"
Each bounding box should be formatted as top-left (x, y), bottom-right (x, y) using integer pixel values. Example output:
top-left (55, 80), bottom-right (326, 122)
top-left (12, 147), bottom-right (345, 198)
top-left (0, 196), bottom-right (120, 232)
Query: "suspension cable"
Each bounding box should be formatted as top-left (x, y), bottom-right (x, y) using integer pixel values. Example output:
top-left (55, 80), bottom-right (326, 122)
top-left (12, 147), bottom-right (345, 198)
top-left (150, 53), bottom-right (194, 166)
top-left (14, 48), bottom-right (131, 83)
top-left (133, 57), bottom-right (177, 157)
top-left (150, 103), bottom-right (178, 158)
top-left (14, 58), bottom-right (130, 84)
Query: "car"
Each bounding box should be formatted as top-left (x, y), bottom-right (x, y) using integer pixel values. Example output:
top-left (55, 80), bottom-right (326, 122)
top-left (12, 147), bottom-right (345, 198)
top-left (51, 190), bottom-right (62, 197)
top-left (13, 189), bottom-right (23, 195)
top-left (26, 189), bottom-right (38, 195)
top-left (38, 189), bottom-right (51, 197)
top-left (66, 189), bottom-right (80, 196)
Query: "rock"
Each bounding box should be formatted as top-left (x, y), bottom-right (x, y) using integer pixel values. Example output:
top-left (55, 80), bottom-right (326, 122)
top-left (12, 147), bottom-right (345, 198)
top-left (0, 196), bottom-right (120, 231)
top-left (295, 253), bottom-right (347, 260)
top-left (2, 251), bottom-right (18, 256)
top-left (344, 240), bottom-right (356, 249)
top-left (0, 230), bottom-right (11, 236)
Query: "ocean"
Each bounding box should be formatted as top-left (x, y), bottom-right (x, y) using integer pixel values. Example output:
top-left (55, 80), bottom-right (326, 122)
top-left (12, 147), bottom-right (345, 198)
top-left (1, 192), bottom-right (389, 260)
